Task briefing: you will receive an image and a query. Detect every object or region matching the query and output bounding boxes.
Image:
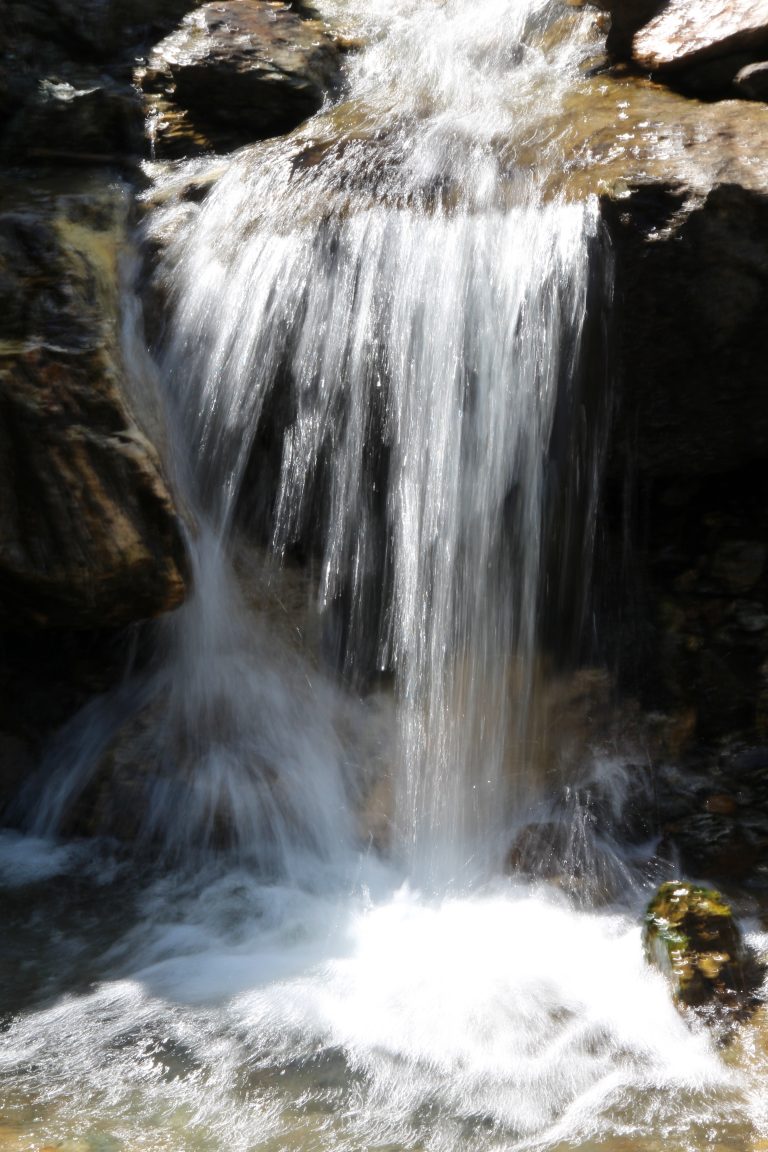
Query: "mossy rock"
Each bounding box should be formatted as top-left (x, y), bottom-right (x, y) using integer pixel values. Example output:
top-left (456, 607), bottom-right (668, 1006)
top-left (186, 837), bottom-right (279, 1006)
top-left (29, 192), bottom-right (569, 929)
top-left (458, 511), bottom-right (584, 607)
top-left (643, 880), bottom-right (761, 1011)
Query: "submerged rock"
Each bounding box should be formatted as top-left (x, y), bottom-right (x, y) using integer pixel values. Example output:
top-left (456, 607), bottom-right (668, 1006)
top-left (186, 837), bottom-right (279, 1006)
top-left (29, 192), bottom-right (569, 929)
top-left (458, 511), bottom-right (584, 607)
top-left (0, 178), bottom-right (189, 629)
top-left (643, 881), bottom-right (762, 1012)
top-left (138, 1), bottom-right (345, 157)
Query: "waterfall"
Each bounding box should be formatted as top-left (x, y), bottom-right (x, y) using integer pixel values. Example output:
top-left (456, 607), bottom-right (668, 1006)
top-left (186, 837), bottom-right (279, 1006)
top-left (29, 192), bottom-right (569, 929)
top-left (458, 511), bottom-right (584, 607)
top-left (124, 0), bottom-right (601, 883)
top-left (5, 3), bottom-right (767, 1150)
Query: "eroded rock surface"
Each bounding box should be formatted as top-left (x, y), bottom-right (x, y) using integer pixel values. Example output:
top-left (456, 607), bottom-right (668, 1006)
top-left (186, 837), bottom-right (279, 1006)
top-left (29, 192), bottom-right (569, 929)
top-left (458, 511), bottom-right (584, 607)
top-left (138, 1), bottom-right (345, 157)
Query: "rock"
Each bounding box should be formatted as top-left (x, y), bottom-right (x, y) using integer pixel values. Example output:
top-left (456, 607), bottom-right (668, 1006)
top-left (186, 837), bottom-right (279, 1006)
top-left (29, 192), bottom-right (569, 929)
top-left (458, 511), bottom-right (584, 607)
top-left (588, 0), bottom-right (669, 60)
top-left (138, 1), bottom-right (345, 158)
top-left (1, 75), bottom-right (144, 164)
top-left (711, 541), bottom-right (767, 594)
top-left (643, 880), bottom-right (762, 1011)
top-left (595, 172), bottom-right (768, 478)
top-left (4, 0), bottom-right (202, 63)
top-left (735, 58), bottom-right (768, 98)
top-left (704, 793), bottom-right (737, 815)
top-left (0, 177), bottom-right (189, 628)
top-left (609, 4), bottom-right (663, 57)
top-left (633, 0), bottom-right (768, 73)
top-left (0, 1), bottom-right (206, 162)
top-left (666, 51), bottom-right (758, 98)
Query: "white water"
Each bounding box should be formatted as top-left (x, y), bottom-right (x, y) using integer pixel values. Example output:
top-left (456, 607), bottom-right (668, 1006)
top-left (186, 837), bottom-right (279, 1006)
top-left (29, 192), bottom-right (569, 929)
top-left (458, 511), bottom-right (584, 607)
top-left (3, 840), bottom-right (765, 1152)
top-left (4, 1), bottom-right (768, 1150)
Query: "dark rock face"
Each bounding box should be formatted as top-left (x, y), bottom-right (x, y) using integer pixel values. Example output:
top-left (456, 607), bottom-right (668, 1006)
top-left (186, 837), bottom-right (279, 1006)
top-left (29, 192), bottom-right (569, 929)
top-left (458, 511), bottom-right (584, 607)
top-left (0, 180), bottom-right (189, 629)
top-left (603, 182), bottom-right (768, 479)
top-left (599, 0), bottom-right (669, 59)
top-left (643, 880), bottom-right (762, 1013)
top-left (139, 1), bottom-right (345, 157)
top-left (1, 0), bottom-right (204, 163)
top-left (1, 76), bottom-right (144, 165)
top-left (735, 58), bottom-right (768, 98)
top-left (5, 0), bottom-right (201, 63)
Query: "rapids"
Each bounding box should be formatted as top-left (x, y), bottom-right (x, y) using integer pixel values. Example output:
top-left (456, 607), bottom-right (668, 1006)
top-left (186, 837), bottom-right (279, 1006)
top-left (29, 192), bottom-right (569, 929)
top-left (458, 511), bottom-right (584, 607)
top-left (2, 1), bottom-right (767, 1150)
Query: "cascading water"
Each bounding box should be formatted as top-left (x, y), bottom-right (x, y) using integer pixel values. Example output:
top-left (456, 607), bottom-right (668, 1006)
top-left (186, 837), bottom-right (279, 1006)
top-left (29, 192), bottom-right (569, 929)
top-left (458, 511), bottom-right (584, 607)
top-left (2, 1), bottom-right (768, 1150)
top-left (143, 0), bottom-right (603, 883)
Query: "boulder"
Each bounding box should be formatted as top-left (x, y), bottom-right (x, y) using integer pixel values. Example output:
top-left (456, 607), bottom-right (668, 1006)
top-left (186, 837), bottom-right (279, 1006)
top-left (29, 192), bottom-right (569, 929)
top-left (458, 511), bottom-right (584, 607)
top-left (138, 1), bottom-right (345, 158)
top-left (1, 75), bottom-right (144, 164)
top-left (0, 177), bottom-right (189, 629)
top-left (0, 1), bottom-right (203, 162)
top-left (643, 880), bottom-right (762, 1011)
top-left (633, 0), bottom-right (768, 73)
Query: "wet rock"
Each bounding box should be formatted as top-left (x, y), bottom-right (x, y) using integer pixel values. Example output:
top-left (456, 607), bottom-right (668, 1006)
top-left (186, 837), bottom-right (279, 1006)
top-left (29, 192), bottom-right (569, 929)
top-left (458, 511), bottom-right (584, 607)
top-left (633, 0), bottom-right (768, 74)
top-left (735, 58), bottom-right (768, 98)
top-left (727, 746), bottom-right (768, 778)
top-left (1, 74), bottom-right (143, 164)
top-left (138, 1), bottom-right (345, 158)
top-left (643, 880), bottom-right (762, 1011)
top-left (704, 793), bottom-right (737, 816)
top-left (662, 807), bottom-right (768, 882)
top-left (505, 821), bottom-right (570, 878)
top-left (0, 178), bottom-right (188, 629)
top-left (0, 733), bottom-right (34, 814)
top-left (549, 75), bottom-right (768, 482)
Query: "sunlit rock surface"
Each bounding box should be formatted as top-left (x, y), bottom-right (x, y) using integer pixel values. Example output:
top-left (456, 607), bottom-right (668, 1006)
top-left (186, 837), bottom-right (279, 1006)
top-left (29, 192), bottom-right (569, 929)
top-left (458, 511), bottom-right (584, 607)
top-left (138, 1), bottom-right (346, 157)
top-left (0, 178), bottom-right (188, 629)
top-left (633, 0), bottom-right (768, 72)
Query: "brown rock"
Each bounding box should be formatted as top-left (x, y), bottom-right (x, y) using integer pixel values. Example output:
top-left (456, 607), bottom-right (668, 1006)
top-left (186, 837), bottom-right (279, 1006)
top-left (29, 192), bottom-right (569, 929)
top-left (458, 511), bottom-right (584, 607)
top-left (138, 1), bottom-right (344, 158)
top-left (0, 178), bottom-right (189, 629)
top-left (633, 0), bottom-right (768, 72)
top-left (704, 793), bottom-right (737, 815)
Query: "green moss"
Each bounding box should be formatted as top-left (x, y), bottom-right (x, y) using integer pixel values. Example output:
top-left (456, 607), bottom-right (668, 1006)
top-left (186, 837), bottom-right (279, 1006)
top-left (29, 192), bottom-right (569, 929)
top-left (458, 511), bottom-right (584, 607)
top-left (643, 880), bottom-right (746, 1009)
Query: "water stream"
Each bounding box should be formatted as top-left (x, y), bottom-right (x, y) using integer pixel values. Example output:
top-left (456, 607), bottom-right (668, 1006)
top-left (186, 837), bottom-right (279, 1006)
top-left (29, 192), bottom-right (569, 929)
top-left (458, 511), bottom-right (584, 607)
top-left (2, 0), bottom-right (768, 1149)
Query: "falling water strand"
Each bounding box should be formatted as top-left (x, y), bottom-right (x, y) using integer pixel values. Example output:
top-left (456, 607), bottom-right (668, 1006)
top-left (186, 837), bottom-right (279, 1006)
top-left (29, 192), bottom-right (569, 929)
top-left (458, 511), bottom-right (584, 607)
top-left (143, 0), bottom-right (601, 883)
